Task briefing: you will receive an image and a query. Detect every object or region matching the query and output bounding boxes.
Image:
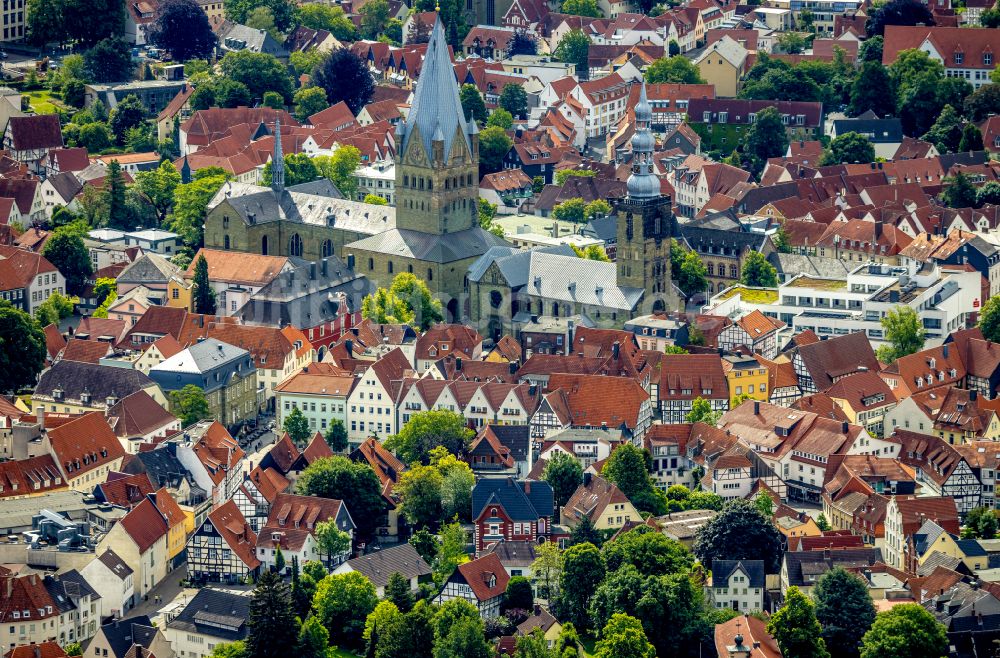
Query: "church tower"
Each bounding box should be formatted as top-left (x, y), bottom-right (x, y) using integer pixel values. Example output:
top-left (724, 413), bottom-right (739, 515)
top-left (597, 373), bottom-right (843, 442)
top-left (615, 81), bottom-right (677, 312)
top-left (271, 117), bottom-right (284, 194)
top-left (394, 16), bottom-right (480, 236)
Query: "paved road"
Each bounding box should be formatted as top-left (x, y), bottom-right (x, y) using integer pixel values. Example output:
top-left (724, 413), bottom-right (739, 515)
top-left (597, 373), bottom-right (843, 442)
top-left (128, 563), bottom-right (191, 624)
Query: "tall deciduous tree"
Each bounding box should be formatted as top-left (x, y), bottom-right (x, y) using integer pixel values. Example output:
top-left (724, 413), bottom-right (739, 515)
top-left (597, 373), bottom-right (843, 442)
top-left (875, 306), bottom-right (925, 363)
top-left (543, 451), bottom-right (583, 510)
top-left (558, 542), bottom-right (605, 631)
top-left (192, 254), bottom-right (216, 315)
top-left (498, 84), bottom-right (529, 118)
top-left (479, 125), bottom-right (513, 175)
top-left (43, 225), bottom-right (93, 295)
top-left (312, 571), bottom-right (379, 649)
top-left (821, 132), bottom-right (875, 165)
top-left (866, 0), bottom-right (934, 36)
top-left (941, 171), bottom-right (979, 209)
top-left (396, 463), bottom-right (444, 528)
top-left (736, 106), bottom-right (788, 179)
top-left (297, 456), bottom-right (385, 539)
top-left (693, 499), bottom-right (784, 571)
top-left (602, 444), bottom-right (666, 515)
top-left (601, 526), bottom-right (693, 575)
top-left (315, 146), bottom-right (363, 199)
top-left (170, 384), bottom-right (210, 426)
top-left (0, 302), bottom-right (46, 393)
top-left (135, 161), bottom-right (181, 222)
top-left (860, 604), bottom-right (948, 658)
top-left (324, 419), bottom-right (349, 452)
top-left (555, 30), bottom-right (590, 79)
top-left (225, 0), bottom-right (295, 30)
top-left (219, 50), bottom-right (294, 102)
top-left (767, 586), bottom-right (830, 658)
top-left (313, 49), bottom-right (375, 114)
top-left (740, 251), bottom-right (779, 288)
top-left (594, 614), bottom-right (655, 658)
top-left (148, 0), bottom-right (216, 60)
top-left (531, 540), bottom-right (562, 600)
top-left (813, 567), bottom-right (876, 658)
top-left (645, 56), bottom-right (705, 84)
top-left (387, 409), bottom-right (473, 464)
top-left (247, 571), bottom-right (298, 658)
top-left (849, 62), bottom-right (895, 117)
top-left (84, 38), bottom-right (134, 83)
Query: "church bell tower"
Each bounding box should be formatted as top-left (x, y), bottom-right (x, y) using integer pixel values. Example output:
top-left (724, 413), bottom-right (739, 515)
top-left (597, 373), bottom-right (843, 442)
top-left (615, 80), bottom-right (678, 312)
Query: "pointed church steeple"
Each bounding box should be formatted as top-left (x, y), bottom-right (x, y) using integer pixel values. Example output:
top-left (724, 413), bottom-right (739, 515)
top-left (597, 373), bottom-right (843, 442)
top-left (626, 81), bottom-right (659, 200)
top-left (271, 117), bottom-right (284, 194)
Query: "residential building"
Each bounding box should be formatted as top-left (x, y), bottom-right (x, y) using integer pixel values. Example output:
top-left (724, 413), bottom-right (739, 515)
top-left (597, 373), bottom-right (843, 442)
top-left (717, 309), bottom-right (783, 359)
top-left (87, 616), bottom-right (174, 658)
top-left (95, 496), bottom-right (169, 598)
top-left (466, 424), bottom-right (531, 478)
top-left (708, 560), bottom-right (765, 612)
top-left (882, 26), bottom-right (998, 89)
top-left (531, 374), bottom-right (653, 444)
top-left (560, 473), bottom-right (641, 530)
top-left (187, 500), bottom-right (261, 584)
top-left (3, 115), bottom-right (62, 175)
top-left (80, 550), bottom-right (135, 618)
top-left (472, 478), bottom-right (554, 555)
top-left (255, 493), bottom-right (356, 571)
top-left (883, 495), bottom-right (960, 570)
top-left (645, 424), bottom-right (695, 489)
top-left (434, 553), bottom-right (510, 619)
top-left (46, 412), bottom-right (128, 491)
top-left (164, 589), bottom-right (249, 658)
top-left (722, 354), bottom-right (770, 405)
top-left (693, 36), bottom-right (749, 97)
top-left (333, 543), bottom-right (431, 597)
top-left (0, 246), bottom-right (65, 314)
top-left (660, 354), bottom-right (729, 423)
top-left (276, 368), bottom-right (355, 436)
top-left (345, 348), bottom-right (412, 445)
top-left (149, 338), bottom-right (259, 427)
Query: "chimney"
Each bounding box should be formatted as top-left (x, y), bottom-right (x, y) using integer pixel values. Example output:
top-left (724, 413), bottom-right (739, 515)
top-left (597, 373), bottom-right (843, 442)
top-left (509, 360), bottom-right (519, 375)
top-left (753, 400), bottom-right (760, 415)
top-left (533, 603), bottom-right (541, 616)
top-left (455, 357), bottom-right (463, 371)
top-left (37, 407), bottom-right (44, 430)
top-left (943, 344), bottom-right (949, 359)
top-left (583, 472), bottom-right (592, 486)
top-left (612, 341), bottom-right (620, 359)
top-left (842, 421), bottom-right (849, 433)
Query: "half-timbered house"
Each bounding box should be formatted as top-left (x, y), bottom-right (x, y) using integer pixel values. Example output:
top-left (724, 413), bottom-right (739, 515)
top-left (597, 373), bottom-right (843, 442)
top-left (434, 553), bottom-right (509, 618)
top-left (187, 500), bottom-right (260, 584)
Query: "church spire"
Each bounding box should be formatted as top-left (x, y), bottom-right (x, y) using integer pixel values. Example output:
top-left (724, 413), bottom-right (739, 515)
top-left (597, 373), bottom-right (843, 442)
top-left (626, 80), bottom-right (659, 200)
top-left (271, 117), bottom-right (284, 193)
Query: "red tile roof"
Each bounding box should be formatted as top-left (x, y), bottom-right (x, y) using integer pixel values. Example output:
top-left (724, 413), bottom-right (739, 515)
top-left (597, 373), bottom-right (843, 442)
top-left (96, 472), bottom-right (155, 508)
top-left (454, 553), bottom-right (509, 602)
top-left (208, 500), bottom-right (260, 569)
top-left (47, 412), bottom-right (126, 479)
top-left (119, 497), bottom-right (169, 553)
top-left (5, 642), bottom-right (67, 658)
top-left (7, 115), bottom-right (62, 151)
top-left (0, 455), bottom-right (64, 498)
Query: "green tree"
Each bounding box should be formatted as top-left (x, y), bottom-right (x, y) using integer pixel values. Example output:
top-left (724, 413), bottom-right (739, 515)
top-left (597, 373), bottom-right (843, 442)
top-left (295, 616), bottom-right (327, 658)
top-left (646, 56), bottom-right (706, 84)
top-left (220, 50), bottom-right (294, 102)
top-left (282, 408), bottom-right (311, 447)
top-left (35, 291), bottom-right (75, 327)
top-left (363, 273), bottom-right (443, 331)
top-left (866, 0), bottom-right (934, 36)
top-left (559, 542), bottom-right (605, 630)
top-left (602, 444), bottom-right (666, 515)
top-left (875, 306), bottom-right (925, 363)
top-left (487, 108), bottom-right (514, 130)
top-left (572, 244), bottom-right (611, 261)
top-left (670, 241), bottom-right (708, 302)
top-left (297, 457), bottom-right (385, 539)
top-left (767, 586), bottom-right (830, 658)
top-left (532, 176), bottom-right (545, 194)
top-left (569, 514), bottom-right (602, 547)
top-left (434, 448), bottom-right (475, 522)
top-left (387, 408), bottom-right (473, 464)
top-left (773, 223), bottom-right (792, 253)
top-left (693, 499), bottom-right (784, 571)
top-left (504, 575), bottom-right (534, 611)
top-left (365, 194), bottom-right (389, 205)
top-left (601, 526), bottom-right (693, 575)
top-left (561, 0), bottom-right (601, 15)
top-left (555, 169), bottom-right (596, 186)
top-left (324, 419), bottom-right (349, 452)
top-left (93, 278), bottom-right (117, 306)
top-left (313, 48), bottom-right (375, 114)
top-left (170, 384), bottom-right (211, 426)
top-left (552, 198), bottom-right (587, 222)
top-left (208, 643), bottom-right (245, 658)
top-left (941, 171), bottom-right (979, 209)
top-left (135, 160), bottom-right (181, 223)
top-left (315, 518), bottom-right (351, 567)
top-left (247, 571), bottom-right (298, 658)
top-left (384, 572), bottom-right (414, 613)
top-left (859, 35), bottom-right (884, 62)
top-left (312, 571), bottom-right (379, 649)
top-left (0, 302), bottom-right (46, 393)
top-left (594, 614), bottom-right (655, 658)
top-left (375, 600), bottom-right (436, 658)
top-left (584, 199), bottom-right (612, 219)
top-left (105, 160), bottom-right (128, 230)
top-left (531, 540), bottom-right (562, 600)
top-left (922, 104), bottom-right (964, 154)
top-left (736, 106), bottom-right (788, 179)
top-left (543, 450), bottom-right (584, 510)
top-left (297, 3), bottom-right (357, 39)
top-left (359, 0), bottom-right (390, 39)
top-left (514, 629), bottom-right (553, 658)
top-left (814, 567), bottom-right (876, 658)
top-left (64, 644), bottom-right (83, 657)
top-left (860, 604), bottom-right (948, 658)
top-left (396, 463), bottom-right (444, 528)
top-left (260, 91), bottom-right (284, 111)
top-left (293, 86), bottom-right (329, 122)
top-left (84, 37), bottom-right (134, 83)
top-left (148, 0), bottom-right (217, 61)
top-left (365, 600), bottom-right (400, 655)
top-left (93, 290), bottom-right (118, 318)
top-left (822, 132), bottom-right (875, 165)
top-left (960, 122), bottom-right (984, 152)
top-left (192, 253), bottom-right (217, 315)
top-left (981, 296), bottom-right (1000, 342)
top-left (433, 616), bottom-right (490, 658)
top-left (460, 84), bottom-right (488, 125)
top-left (315, 145), bottom-right (363, 199)
top-left (26, 0), bottom-right (68, 46)
top-left (754, 490), bottom-right (774, 517)
top-left (109, 94), bottom-right (146, 146)
top-left (361, 288), bottom-right (415, 326)
top-left (43, 226), bottom-right (93, 295)
top-left (740, 251), bottom-right (779, 288)
top-left (274, 547), bottom-right (286, 574)
top-left (434, 521), bottom-right (470, 584)
top-left (262, 153), bottom-right (320, 187)
top-left (962, 506), bottom-right (999, 539)
top-left (777, 31), bottom-right (807, 54)
top-left (433, 597), bottom-right (480, 641)
top-left (555, 30), bottom-right (590, 79)
top-left (479, 125), bottom-right (513, 175)
top-left (169, 170), bottom-right (230, 247)
top-left (77, 122), bottom-right (114, 152)
top-left (498, 83), bottom-right (529, 118)
top-left (965, 83), bottom-right (1000, 122)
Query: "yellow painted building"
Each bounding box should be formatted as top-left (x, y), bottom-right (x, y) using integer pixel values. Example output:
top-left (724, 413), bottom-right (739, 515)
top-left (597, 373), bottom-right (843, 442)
top-left (166, 275), bottom-right (194, 311)
top-left (775, 512), bottom-right (821, 542)
top-left (723, 355), bottom-right (769, 406)
top-left (693, 36), bottom-right (748, 98)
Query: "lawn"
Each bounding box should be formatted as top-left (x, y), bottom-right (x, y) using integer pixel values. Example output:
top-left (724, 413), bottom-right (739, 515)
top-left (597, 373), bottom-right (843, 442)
top-left (25, 90), bottom-right (67, 115)
top-left (718, 285), bottom-right (779, 304)
top-left (328, 649), bottom-right (359, 658)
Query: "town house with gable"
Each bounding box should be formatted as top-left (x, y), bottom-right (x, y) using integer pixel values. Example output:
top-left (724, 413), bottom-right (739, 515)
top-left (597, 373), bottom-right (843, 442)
top-left (472, 478), bottom-right (554, 556)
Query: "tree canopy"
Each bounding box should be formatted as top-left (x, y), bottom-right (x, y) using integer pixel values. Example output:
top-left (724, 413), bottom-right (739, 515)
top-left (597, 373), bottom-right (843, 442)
top-left (693, 499), bottom-right (784, 572)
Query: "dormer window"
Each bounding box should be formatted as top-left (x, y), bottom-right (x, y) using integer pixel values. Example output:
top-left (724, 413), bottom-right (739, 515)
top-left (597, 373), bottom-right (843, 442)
top-left (955, 51), bottom-right (964, 65)
top-left (53, 388), bottom-right (63, 401)
top-left (81, 392), bottom-right (91, 404)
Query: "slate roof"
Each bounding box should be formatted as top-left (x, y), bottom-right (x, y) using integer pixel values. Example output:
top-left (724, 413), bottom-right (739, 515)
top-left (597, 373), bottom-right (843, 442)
top-left (125, 446), bottom-right (199, 493)
top-left (116, 253), bottom-right (179, 285)
top-left (166, 588), bottom-right (250, 642)
top-left (97, 549), bottom-right (133, 581)
top-left (36, 360), bottom-right (157, 404)
top-left (472, 477), bottom-right (554, 522)
top-left (711, 559), bottom-right (766, 588)
top-left (97, 616), bottom-right (159, 658)
top-left (401, 16), bottom-right (469, 163)
top-left (782, 548), bottom-right (884, 588)
top-left (340, 542), bottom-right (431, 588)
top-left (347, 225), bottom-right (508, 264)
